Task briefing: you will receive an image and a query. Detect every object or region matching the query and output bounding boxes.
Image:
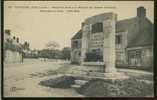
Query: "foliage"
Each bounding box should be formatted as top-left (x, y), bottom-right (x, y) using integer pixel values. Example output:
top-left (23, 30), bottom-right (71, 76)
top-left (61, 47), bottom-right (71, 60)
top-left (37, 46), bottom-right (71, 59)
top-left (78, 77), bottom-right (153, 97)
top-left (22, 41), bottom-right (30, 50)
top-left (38, 49), bottom-right (62, 59)
top-left (46, 41), bottom-right (60, 50)
top-left (4, 42), bottom-right (23, 53)
top-left (39, 76), bottom-right (75, 88)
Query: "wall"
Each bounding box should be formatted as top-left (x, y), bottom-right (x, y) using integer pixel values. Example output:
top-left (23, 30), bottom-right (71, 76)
top-left (71, 49), bottom-right (81, 64)
top-left (4, 50), bottom-right (23, 63)
top-left (141, 47), bottom-right (153, 67)
top-left (81, 13), bottom-right (116, 63)
top-left (125, 46), bottom-right (153, 71)
top-left (71, 39), bottom-right (82, 64)
top-left (115, 31), bottom-right (128, 65)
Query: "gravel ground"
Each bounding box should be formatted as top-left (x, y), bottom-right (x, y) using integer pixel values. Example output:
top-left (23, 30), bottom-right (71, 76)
top-left (4, 59), bottom-right (83, 97)
top-left (4, 58), bottom-right (153, 97)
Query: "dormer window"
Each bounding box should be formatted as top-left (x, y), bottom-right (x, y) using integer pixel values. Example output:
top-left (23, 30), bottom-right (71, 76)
top-left (92, 22), bottom-right (103, 33)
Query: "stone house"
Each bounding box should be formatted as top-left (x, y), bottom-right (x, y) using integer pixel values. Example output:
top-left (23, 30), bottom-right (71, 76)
top-left (4, 29), bottom-right (23, 63)
top-left (71, 7), bottom-right (153, 70)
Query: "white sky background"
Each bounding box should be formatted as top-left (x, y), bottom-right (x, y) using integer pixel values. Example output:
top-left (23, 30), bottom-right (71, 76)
top-left (4, 1), bottom-right (154, 50)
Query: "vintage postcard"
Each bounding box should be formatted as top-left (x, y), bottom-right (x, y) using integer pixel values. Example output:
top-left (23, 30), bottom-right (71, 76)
top-left (3, 0), bottom-right (154, 97)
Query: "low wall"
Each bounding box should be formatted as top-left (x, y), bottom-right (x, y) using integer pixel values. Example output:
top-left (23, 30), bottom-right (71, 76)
top-left (81, 61), bottom-right (153, 72)
top-left (82, 62), bottom-right (104, 66)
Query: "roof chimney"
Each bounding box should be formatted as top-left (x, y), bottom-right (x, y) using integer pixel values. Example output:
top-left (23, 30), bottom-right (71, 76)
top-left (137, 6), bottom-right (146, 18)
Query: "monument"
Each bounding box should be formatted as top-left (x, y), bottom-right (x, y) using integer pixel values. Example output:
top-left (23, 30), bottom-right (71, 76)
top-left (80, 13), bottom-right (124, 79)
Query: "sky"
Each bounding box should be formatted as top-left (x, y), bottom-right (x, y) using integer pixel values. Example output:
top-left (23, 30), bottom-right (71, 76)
top-left (4, 1), bottom-right (154, 50)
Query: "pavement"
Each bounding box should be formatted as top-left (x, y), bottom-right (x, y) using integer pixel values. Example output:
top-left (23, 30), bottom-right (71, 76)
top-left (3, 58), bottom-right (153, 97)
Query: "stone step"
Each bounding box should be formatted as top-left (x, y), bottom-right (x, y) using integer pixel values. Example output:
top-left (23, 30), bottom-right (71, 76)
top-left (71, 84), bottom-right (81, 89)
top-left (88, 72), bottom-right (105, 77)
top-left (74, 80), bottom-right (88, 85)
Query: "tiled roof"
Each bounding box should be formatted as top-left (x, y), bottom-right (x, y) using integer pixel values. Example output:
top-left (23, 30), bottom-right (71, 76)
top-left (71, 30), bottom-right (82, 40)
top-left (72, 16), bottom-right (153, 48)
top-left (116, 17), bottom-right (153, 47)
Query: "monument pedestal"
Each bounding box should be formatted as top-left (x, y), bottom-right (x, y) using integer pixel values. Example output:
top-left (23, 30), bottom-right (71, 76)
top-left (102, 72), bottom-right (128, 79)
top-left (87, 71), bottom-right (128, 80)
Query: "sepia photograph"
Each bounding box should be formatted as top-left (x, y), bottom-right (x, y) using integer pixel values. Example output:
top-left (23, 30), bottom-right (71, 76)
top-left (3, 1), bottom-right (154, 97)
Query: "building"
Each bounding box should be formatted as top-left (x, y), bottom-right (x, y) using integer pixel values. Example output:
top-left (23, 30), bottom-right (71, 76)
top-left (4, 29), bottom-right (23, 63)
top-left (71, 7), bottom-right (153, 71)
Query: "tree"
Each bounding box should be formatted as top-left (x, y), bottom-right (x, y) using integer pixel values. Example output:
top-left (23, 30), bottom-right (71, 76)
top-left (38, 49), bottom-right (62, 59)
top-left (45, 41), bottom-right (60, 50)
top-left (23, 41), bottom-right (30, 50)
top-left (61, 47), bottom-right (71, 60)
top-left (38, 41), bottom-right (61, 59)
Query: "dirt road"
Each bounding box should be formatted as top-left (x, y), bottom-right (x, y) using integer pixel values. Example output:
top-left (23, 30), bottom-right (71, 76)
top-left (4, 58), bottom-right (153, 97)
top-left (4, 59), bottom-right (83, 97)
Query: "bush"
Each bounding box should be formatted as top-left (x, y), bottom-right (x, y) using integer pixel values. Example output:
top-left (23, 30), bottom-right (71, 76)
top-left (77, 78), bottom-right (153, 97)
top-left (39, 76), bottom-right (76, 88)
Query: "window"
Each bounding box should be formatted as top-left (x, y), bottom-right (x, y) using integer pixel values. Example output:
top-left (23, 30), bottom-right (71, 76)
top-left (116, 35), bottom-right (122, 44)
top-left (92, 49), bottom-right (100, 53)
top-left (72, 41), bottom-right (78, 48)
top-left (92, 22), bottom-right (103, 33)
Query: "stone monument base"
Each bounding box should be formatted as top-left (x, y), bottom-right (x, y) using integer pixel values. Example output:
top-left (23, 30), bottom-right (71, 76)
top-left (102, 72), bottom-right (129, 79)
top-left (86, 71), bottom-right (129, 80)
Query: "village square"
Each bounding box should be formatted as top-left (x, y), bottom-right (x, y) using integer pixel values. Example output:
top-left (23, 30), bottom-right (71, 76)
top-left (3, 1), bottom-right (154, 97)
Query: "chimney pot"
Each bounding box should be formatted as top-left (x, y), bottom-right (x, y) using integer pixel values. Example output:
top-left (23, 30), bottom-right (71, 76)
top-left (137, 6), bottom-right (146, 18)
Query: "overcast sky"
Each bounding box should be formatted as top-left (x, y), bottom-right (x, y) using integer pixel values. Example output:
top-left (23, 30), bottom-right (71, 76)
top-left (4, 1), bottom-right (154, 50)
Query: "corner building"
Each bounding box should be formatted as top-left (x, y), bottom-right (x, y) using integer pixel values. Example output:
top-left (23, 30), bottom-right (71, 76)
top-left (71, 7), bottom-right (153, 71)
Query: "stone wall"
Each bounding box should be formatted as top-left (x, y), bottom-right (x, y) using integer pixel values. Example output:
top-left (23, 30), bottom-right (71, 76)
top-left (4, 50), bottom-right (23, 63)
top-left (81, 13), bottom-right (117, 63)
top-left (80, 12), bottom-right (117, 73)
top-left (119, 46), bottom-right (153, 71)
top-left (115, 31), bottom-right (128, 65)
top-left (71, 39), bottom-right (82, 64)
top-left (71, 49), bottom-right (81, 64)
top-left (142, 47), bottom-right (153, 67)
